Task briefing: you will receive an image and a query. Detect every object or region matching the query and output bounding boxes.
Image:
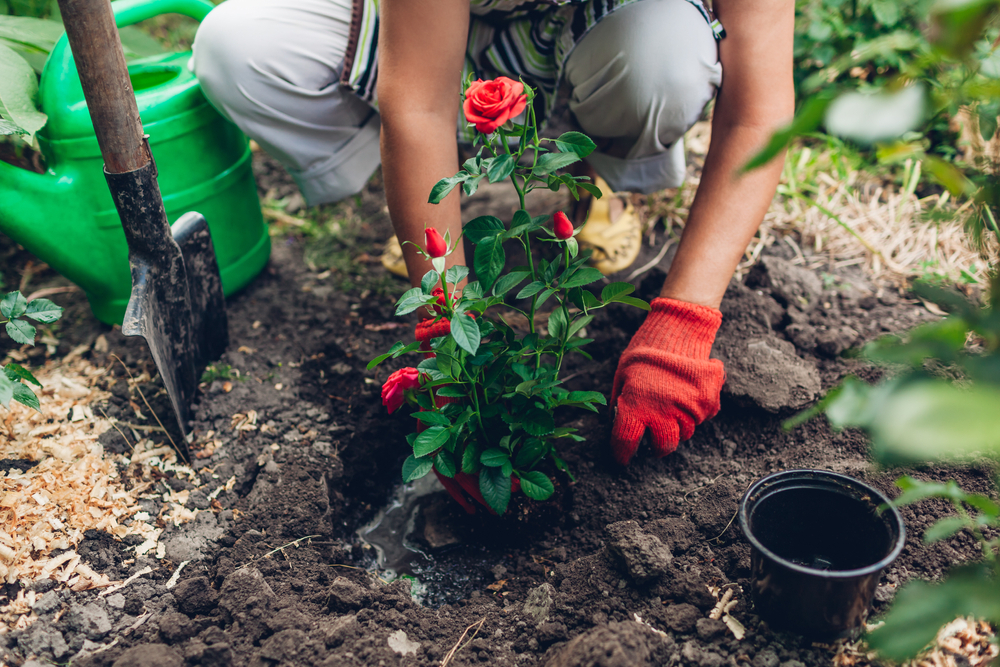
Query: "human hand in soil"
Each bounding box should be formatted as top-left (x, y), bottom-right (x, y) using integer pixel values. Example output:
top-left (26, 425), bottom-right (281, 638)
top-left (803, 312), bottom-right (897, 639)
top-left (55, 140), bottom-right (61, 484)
top-left (610, 298), bottom-right (725, 464)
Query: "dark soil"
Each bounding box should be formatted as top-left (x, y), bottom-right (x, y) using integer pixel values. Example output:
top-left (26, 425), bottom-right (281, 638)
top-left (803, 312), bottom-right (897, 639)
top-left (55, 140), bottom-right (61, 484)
top-left (1, 154), bottom-right (993, 667)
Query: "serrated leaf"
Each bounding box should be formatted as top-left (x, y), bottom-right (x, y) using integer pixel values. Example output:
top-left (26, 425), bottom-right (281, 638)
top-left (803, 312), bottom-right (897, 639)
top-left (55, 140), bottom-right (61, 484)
top-left (0, 44), bottom-right (47, 142)
top-left (516, 281), bottom-right (546, 300)
top-left (11, 382), bottom-right (39, 411)
top-left (436, 385), bottom-right (466, 398)
top-left (487, 153), bottom-right (516, 183)
top-left (4, 362), bottom-right (39, 386)
top-left (566, 391), bottom-right (607, 405)
top-left (402, 455), bottom-right (434, 482)
top-left (522, 408), bottom-right (555, 436)
top-left (923, 516), bottom-right (966, 543)
top-left (601, 282), bottom-right (635, 302)
top-left (534, 151), bottom-right (580, 176)
top-left (615, 296), bottom-right (650, 311)
top-left (463, 174), bottom-right (485, 197)
top-left (6, 318), bottom-right (35, 345)
top-left (514, 440), bottom-right (547, 468)
top-left (519, 470), bottom-right (555, 500)
top-left (421, 271), bottom-right (440, 294)
top-left (568, 314), bottom-right (594, 338)
top-left (464, 216), bottom-right (505, 243)
top-left (553, 131), bottom-right (596, 158)
top-left (562, 267), bottom-right (603, 289)
top-left (1, 291), bottom-right (26, 319)
top-left (445, 265), bottom-right (469, 286)
top-left (415, 411), bottom-right (451, 427)
top-left (462, 442), bottom-right (482, 474)
top-left (480, 466), bottom-right (511, 514)
top-left (414, 426), bottom-right (450, 457)
top-left (450, 313), bottom-right (481, 355)
top-left (428, 174), bottom-right (467, 204)
top-left (23, 298), bottom-right (62, 323)
top-left (480, 448), bottom-right (510, 466)
top-left (492, 270), bottom-right (531, 297)
top-left (473, 236), bottom-right (505, 290)
top-left (548, 307), bottom-right (567, 340)
top-left (434, 450), bottom-right (457, 478)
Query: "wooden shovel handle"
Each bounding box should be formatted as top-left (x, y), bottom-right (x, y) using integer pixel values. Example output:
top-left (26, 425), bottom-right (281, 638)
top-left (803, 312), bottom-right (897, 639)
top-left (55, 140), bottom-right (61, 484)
top-left (56, 0), bottom-right (150, 174)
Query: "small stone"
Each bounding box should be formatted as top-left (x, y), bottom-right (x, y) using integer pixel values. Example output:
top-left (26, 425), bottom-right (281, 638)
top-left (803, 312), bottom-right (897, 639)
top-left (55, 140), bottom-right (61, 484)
top-left (65, 603), bottom-right (112, 640)
top-left (604, 521), bottom-right (672, 583)
top-left (387, 629), bottom-right (421, 656)
top-left (663, 603), bottom-right (700, 634)
top-left (322, 614), bottom-right (361, 648)
top-left (326, 577), bottom-right (372, 612)
top-left (522, 583), bottom-right (556, 625)
top-left (32, 591), bottom-right (62, 616)
top-left (105, 593), bottom-right (126, 610)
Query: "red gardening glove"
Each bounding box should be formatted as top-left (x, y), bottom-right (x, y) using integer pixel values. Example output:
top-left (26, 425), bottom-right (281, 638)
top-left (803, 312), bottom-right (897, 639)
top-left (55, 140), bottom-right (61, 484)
top-left (610, 297), bottom-right (726, 465)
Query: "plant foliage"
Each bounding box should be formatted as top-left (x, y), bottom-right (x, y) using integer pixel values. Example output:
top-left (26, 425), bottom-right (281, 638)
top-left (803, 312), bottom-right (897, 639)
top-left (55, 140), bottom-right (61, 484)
top-left (0, 290), bottom-right (62, 410)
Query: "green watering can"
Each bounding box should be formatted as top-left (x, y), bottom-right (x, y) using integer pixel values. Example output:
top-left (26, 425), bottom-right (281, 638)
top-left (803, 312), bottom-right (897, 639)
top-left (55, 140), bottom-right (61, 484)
top-left (0, 0), bottom-right (270, 325)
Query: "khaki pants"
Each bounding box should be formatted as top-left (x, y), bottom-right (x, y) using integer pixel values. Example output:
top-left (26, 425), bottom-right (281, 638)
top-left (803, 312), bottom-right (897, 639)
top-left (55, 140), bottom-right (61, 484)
top-left (191, 0), bottom-right (722, 205)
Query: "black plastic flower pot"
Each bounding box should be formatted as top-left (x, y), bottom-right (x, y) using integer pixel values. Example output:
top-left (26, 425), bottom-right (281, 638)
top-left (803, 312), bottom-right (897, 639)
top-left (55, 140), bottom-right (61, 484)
top-left (738, 469), bottom-right (906, 640)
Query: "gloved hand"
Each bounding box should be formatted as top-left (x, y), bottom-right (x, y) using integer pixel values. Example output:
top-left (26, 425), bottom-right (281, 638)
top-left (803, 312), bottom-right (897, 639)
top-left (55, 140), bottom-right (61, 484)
top-left (610, 297), bottom-right (726, 465)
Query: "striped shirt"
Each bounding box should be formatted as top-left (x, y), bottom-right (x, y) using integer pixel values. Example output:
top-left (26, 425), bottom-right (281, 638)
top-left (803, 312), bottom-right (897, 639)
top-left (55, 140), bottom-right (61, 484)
top-left (339, 0), bottom-right (722, 127)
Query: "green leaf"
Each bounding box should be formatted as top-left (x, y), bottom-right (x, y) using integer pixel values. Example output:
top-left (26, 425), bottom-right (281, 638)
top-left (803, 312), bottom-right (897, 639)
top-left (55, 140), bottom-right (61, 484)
top-left (742, 93), bottom-right (832, 172)
top-left (867, 565), bottom-right (1000, 660)
top-left (462, 442), bottom-right (483, 474)
top-left (615, 296), bottom-right (650, 311)
top-left (568, 314), bottom-right (594, 338)
top-left (519, 470), bottom-right (554, 500)
top-left (450, 313), bottom-right (481, 355)
top-left (23, 297), bottom-right (61, 323)
top-left (428, 174), bottom-right (467, 204)
top-left (923, 516), bottom-right (966, 544)
top-left (516, 281), bottom-right (546, 300)
top-left (445, 265), bottom-right (469, 286)
top-left (479, 466), bottom-right (512, 514)
top-left (0, 372), bottom-right (13, 408)
top-left (434, 450), bottom-right (457, 478)
top-left (0, 117), bottom-right (27, 135)
top-left (415, 411), bottom-right (451, 427)
top-left (464, 216), bottom-right (505, 243)
top-left (492, 269), bottom-right (531, 297)
top-left (480, 448), bottom-right (510, 466)
top-left (561, 267), bottom-right (603, 289)
top-left (522, 408), bottom-right (555, 436)
top-left (601, 282), bottom-right (635, 303)
top-left (505, 209), bottom-right (537, 238)
top-left (534, 151), bottom-right (580, 176)
top-left (1, 291), bottom-right (26, 319)
top-left (514, 440), bottom-right (547, 468)
top-left (871, 0), bottom-right (900, 25)
top-left (473, 236), bottom-right (505, 290)
top-left (436, 385), bottom-right (466, 398)
top-left (4, 362), bottom-right (39, 386)
top-left (535, 288), bottom-right (557, 310)
top-left (825, 85), bottom-right (926, 146)
top-left (547, 307), bottom-right (567, 340)
top-left (566, 391), bottom-right (607, 405)
top-left (414, 426), bottom-right (450, 457)
top-left (0, 44), bottom-right (46, 142)
top-left (421, 271), bottom-right (440, 294)
top-left (6, 318), bottom-right (35, 346)
top-left (487, 153), bottom-right (516, 183)
top-left (0, 16), bottom-right (63, 55)
top-left (893, 477), bottom-right (969, 506)
top-left (11, 382), bottom-right (39, 411)
top-left (553, 131), bottom-right (596, 158)
top-left (402, 454), bottom-right (434, 482)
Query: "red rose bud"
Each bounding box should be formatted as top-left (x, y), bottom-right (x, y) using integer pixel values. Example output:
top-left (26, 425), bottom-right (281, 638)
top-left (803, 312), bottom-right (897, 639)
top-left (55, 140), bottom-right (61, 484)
top-left (382, 367), bottom-right (421, 414)
top-left (553, 211), bottom-right (574, 240)
top-left (424, 228), bottom-right (447, 258)
top-left (463, 77), bottom-right (528, 134)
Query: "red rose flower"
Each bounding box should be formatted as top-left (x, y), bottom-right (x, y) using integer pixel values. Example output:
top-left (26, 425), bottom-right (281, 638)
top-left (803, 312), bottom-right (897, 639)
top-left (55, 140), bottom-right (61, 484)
top-left (553, 211), bottom-right (574, 240)
top-left (463, 77), bottom-right (528, 134)
top-left (382, 367), bottom-right (421, 414)
top-left (425, 228), bottom-right (447, 258)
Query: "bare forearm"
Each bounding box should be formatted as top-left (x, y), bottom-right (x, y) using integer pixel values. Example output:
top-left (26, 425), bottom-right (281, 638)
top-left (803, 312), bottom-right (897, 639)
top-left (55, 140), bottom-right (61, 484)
top-left (659, 120), bottom-right (784, 308)
top-left (380, 115), bottom-right (464, 286)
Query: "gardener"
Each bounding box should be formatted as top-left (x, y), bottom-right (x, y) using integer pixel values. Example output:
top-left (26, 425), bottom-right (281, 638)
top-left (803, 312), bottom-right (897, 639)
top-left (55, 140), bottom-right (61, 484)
top-left (192, 0), bottom-right (793, 464)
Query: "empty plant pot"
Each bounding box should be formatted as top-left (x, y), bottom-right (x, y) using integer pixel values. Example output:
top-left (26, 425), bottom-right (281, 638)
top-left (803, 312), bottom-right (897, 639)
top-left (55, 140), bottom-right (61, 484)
top-left (738, 469), bottom-right (905, 640)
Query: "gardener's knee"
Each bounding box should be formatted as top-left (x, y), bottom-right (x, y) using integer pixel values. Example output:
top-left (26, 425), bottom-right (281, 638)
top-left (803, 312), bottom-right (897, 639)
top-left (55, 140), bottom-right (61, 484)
top-left (567, 0), bottom-right (722, 148)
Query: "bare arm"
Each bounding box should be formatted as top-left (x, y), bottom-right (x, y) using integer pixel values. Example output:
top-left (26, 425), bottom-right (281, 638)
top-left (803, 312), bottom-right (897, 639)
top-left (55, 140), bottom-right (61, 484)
top-left (659, 0), bottom-right (795, 308)
top-left (378, 0), bottom-right (470, 287)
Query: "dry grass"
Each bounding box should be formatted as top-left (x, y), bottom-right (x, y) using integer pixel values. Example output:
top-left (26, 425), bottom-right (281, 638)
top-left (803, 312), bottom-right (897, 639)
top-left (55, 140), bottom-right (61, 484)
top-left (639, 121), bottom-right (997, 288)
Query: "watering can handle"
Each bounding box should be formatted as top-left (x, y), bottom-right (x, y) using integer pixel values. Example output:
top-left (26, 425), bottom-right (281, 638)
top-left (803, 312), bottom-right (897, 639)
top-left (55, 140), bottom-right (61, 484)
top-left (110, 0), bottom-right (214, 28)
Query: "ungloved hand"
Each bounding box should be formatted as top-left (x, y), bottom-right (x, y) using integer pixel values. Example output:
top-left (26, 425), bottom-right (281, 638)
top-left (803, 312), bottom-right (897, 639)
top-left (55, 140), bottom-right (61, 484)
top-left (610, 297), bottom-right (726, 465)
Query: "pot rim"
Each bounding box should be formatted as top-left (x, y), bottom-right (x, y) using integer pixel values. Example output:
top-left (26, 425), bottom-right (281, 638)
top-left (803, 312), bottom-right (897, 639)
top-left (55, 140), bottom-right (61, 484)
top-left (738, 468), bottom-right (906, 580)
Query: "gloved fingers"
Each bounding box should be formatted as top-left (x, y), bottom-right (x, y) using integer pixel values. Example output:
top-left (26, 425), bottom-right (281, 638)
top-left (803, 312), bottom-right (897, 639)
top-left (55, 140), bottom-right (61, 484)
top-left (649, 419), bottom-right (681, 458)
top-left (676, 411), bottom-right (696, 442)
top-left (433, 469), bottom-right (477, 514)
top-left (611, 405), bottom-right (646, 465)
top-left (610, 366), bottom-right (626, 408)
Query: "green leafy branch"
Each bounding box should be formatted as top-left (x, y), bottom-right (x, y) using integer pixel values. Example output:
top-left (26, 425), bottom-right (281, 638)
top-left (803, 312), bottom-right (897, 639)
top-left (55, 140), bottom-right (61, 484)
top-left (0, 290), bottom-right (62, 410)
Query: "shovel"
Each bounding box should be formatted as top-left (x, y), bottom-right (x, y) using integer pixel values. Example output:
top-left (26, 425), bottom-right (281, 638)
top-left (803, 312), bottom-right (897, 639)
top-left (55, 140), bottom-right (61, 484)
top-left (55, 0), bottom-right (229, 456)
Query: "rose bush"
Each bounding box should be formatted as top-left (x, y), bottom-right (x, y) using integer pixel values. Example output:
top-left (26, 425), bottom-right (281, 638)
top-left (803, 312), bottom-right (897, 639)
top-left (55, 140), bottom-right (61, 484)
top-left (372, 79), bottom-right (648, 514)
